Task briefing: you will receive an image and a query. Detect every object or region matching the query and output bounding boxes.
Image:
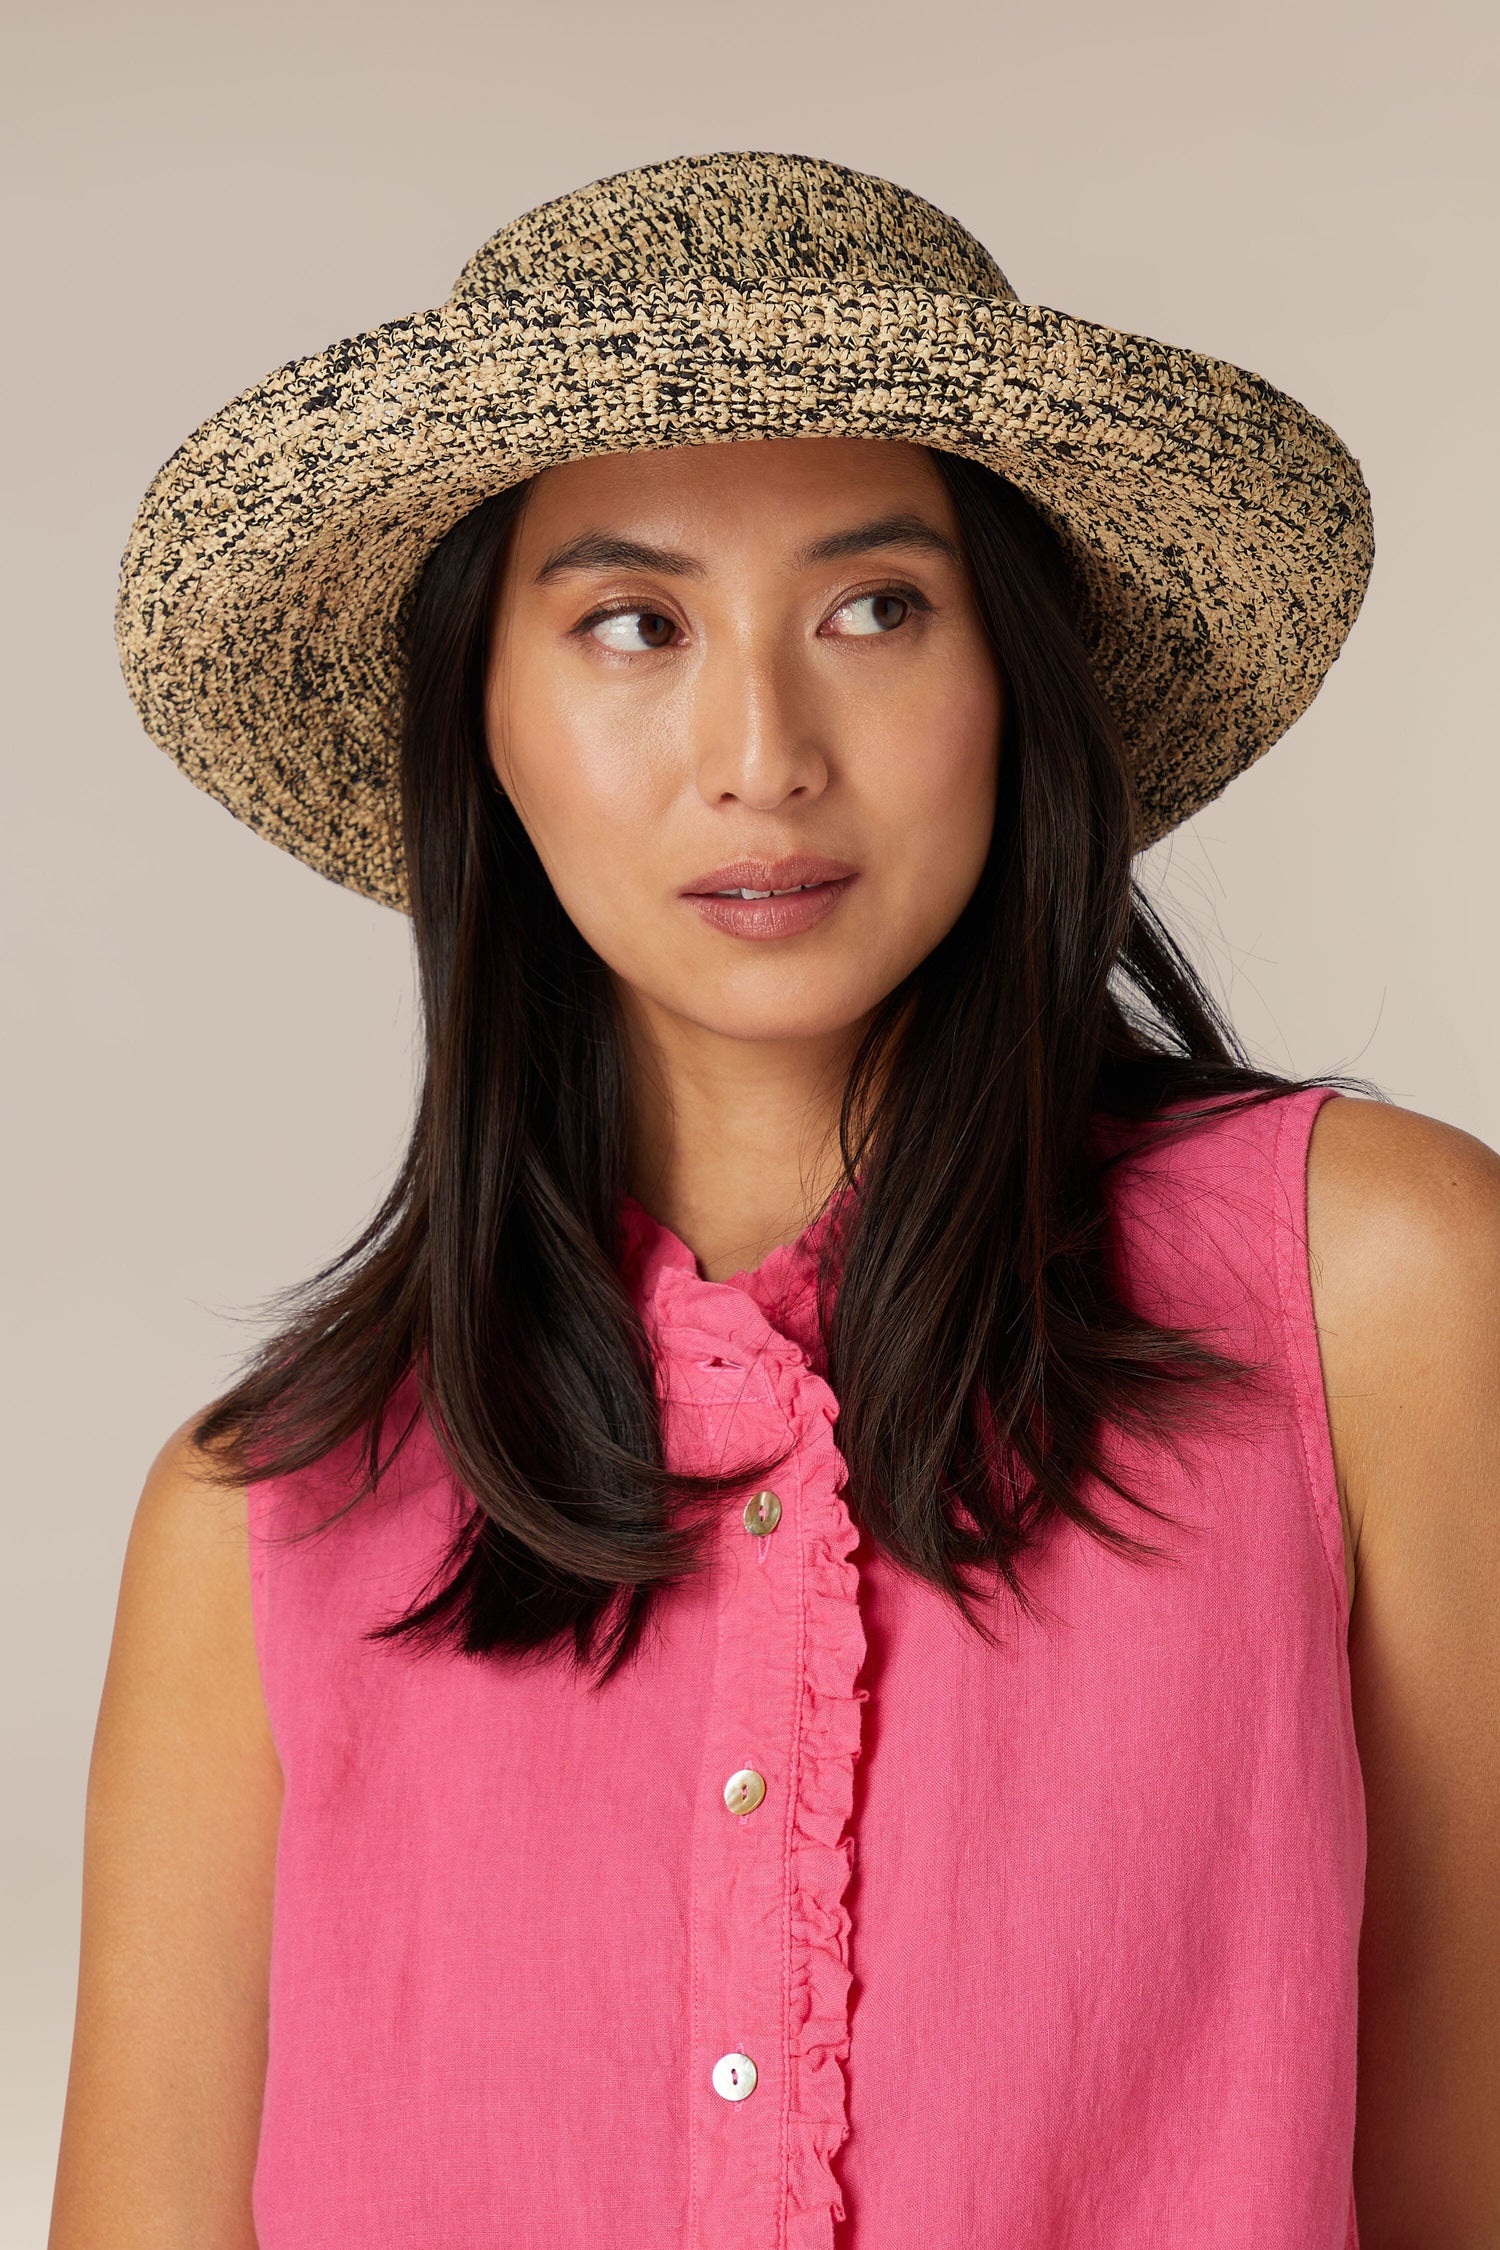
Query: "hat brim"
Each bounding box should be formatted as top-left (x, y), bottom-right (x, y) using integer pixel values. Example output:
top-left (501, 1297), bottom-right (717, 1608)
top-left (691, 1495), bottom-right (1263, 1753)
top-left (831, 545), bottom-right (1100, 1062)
top-left (116, 279), bottom-right (1373, 910)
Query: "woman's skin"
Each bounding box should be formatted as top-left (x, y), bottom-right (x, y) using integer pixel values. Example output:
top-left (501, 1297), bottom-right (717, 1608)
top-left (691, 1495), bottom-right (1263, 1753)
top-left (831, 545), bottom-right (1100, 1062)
top-left (50, 438), bottom-right (1500, 2247)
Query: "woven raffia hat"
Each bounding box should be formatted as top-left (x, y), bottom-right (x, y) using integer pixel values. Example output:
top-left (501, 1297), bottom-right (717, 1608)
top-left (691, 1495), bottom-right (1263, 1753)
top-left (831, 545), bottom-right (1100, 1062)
top-left (117, 149), bottom-right (1373, 911)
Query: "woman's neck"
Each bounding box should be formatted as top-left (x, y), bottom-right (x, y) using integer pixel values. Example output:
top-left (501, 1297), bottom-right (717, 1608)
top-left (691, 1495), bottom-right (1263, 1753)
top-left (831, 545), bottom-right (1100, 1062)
top-left (620, 991), bottom-right (868, 1284)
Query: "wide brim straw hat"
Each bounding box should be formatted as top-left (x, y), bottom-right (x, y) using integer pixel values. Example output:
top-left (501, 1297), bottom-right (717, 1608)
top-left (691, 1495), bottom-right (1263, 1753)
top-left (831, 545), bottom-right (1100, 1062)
top-left (116, 150), bottom-right (1373, 912)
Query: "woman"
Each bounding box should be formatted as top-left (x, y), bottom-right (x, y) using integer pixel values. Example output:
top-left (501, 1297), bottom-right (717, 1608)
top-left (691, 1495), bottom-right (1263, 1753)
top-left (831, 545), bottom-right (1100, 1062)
top-left (52, 152), bottom-right (1499, 2247)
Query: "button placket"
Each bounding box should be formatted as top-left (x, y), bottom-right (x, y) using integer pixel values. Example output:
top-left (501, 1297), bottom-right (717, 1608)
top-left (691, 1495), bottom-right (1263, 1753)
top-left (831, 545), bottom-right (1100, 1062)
top-left (688, 1448), bottom-right (797, 2231)
top-left (639, 1230), bottom-right (863, 2242)
top-left (667, 1301), bottom-right (851, 2236)
top-left (702, 1492), bottom-right (780, 2117)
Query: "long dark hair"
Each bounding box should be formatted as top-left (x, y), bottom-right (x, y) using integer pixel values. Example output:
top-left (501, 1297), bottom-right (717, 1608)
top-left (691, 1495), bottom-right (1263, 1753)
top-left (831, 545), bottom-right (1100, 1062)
top-left (194, 447), bottom-right (1368, 1683)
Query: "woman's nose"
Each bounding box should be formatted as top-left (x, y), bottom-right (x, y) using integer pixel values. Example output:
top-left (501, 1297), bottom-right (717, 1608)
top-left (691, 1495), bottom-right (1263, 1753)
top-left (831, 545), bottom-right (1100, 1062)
top-left (689, 635), bottom-right (831, 810)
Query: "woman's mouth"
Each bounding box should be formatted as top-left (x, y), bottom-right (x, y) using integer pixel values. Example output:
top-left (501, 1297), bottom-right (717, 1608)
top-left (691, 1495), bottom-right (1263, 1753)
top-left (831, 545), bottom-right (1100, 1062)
top-left (682, 876), bottom-right (857, 939)
top-left (712, 881), bottom-right (819, 899)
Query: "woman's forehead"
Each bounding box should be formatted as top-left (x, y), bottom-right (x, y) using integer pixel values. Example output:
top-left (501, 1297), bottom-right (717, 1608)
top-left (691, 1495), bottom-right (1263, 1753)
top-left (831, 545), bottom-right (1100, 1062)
top-left (512, 438), bottom-right (958, 554)
top-left (528, 443), bottom-right (949, 522)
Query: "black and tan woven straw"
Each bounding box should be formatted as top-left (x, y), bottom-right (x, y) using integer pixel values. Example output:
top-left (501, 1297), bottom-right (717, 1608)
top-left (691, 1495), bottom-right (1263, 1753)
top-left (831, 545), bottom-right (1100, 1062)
top-left (116, 150), bottom-right (1374, 911)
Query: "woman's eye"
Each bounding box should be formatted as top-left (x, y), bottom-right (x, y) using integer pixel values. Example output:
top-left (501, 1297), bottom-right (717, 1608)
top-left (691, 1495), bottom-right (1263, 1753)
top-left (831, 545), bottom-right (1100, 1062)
top-left (588, 609), bottom-right (677, 652)
top-left (828, 592), bottom-right (911, 637)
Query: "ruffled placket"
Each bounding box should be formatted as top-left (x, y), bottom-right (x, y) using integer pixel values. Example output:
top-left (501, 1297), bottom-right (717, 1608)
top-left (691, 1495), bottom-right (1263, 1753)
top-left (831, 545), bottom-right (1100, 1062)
top-left (619, 1195), bottom-right (868, 2249)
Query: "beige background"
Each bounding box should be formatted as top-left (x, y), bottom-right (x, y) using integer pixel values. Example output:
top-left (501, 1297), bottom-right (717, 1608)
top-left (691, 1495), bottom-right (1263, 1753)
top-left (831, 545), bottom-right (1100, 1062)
top-left (4, 0), bottom-right (1495, 2231)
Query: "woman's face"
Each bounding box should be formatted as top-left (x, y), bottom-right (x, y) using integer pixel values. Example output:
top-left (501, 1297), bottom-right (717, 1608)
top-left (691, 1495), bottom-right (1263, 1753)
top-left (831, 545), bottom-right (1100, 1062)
top-left (485, 437), bottom-right (1003, 1051)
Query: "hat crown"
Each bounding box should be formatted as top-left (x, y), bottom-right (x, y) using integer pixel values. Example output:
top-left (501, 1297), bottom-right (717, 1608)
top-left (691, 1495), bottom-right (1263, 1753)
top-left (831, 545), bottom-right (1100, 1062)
top-left (449, 150), bottom-right (1017, 305)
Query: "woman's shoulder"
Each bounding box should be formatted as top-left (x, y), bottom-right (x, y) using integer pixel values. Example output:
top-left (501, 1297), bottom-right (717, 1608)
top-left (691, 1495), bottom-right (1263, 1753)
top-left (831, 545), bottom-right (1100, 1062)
top-left (1306, 1091), bottom-right (1500, 1267)
top-left (113, 1419), bottom-right (268, 1732)
top-left (88, 1415), bottom-right (278, 1959)
top-left (1305, 1096), bottom-right (1500, 1539)
top-left (128, 1416), bottom-right (255, 1605)
top-left (1304, 1096), bottom-right (1500, 1612)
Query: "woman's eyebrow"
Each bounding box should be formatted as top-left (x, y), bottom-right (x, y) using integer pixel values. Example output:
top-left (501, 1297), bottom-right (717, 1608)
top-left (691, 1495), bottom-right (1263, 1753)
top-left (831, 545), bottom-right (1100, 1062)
top-left (795, 513), bottom-right (963, 569)
top-left (531, 533), bottom-right (705, 585)
top-left (531, 512), bottom-right (962, 587)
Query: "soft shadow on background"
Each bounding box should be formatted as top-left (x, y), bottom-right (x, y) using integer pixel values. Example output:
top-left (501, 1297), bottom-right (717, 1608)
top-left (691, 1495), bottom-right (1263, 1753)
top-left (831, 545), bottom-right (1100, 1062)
top-left (3, 0), bottom-right (1495, 2228)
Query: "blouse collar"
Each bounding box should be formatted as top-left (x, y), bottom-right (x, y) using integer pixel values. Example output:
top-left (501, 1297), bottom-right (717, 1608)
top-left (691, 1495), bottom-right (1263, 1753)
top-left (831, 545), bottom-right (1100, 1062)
top-left (617, 1179), bottom-right (859, 1373)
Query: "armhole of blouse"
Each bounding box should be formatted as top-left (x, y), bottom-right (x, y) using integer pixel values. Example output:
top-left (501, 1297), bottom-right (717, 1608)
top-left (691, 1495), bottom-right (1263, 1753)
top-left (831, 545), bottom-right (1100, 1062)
top-left (1270, 1084), bottom-right (1351, 1635)
top-left (245, 1473), bottom-right (280, 1761)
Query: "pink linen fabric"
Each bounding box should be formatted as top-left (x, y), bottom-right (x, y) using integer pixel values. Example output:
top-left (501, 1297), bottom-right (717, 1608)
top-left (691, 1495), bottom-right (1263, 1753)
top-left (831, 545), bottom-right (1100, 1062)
top-left (247, 1084), bottom-right (1364, 2248)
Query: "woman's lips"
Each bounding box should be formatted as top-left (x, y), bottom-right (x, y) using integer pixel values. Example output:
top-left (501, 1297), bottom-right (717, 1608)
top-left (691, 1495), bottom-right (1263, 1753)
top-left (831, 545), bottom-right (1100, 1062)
top-left (682, 875), bottom-right (858, 939)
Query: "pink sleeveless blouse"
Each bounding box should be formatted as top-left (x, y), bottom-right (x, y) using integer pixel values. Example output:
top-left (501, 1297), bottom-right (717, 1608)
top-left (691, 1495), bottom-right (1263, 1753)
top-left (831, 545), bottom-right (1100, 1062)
top-left (247, 1084), bottom-right (1364, 2247)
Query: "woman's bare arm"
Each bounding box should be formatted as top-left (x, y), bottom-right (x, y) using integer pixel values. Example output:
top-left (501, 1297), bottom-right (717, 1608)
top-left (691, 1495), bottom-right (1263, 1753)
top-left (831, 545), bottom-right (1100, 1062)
top-left (49, 1424), bottom-right (282, 2250)
top-left (1308, 1096), bottom-right (1500, 2246)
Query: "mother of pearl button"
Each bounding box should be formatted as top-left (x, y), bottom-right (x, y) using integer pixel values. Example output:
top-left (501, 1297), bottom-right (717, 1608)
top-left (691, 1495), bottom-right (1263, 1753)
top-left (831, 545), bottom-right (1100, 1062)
top-left (743, 1488), bottom-right (782, 1535)
top-left (711, 2051), bottom-right (758, 2102)
top-left (723, 1767), bottom-right (766, 1816)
